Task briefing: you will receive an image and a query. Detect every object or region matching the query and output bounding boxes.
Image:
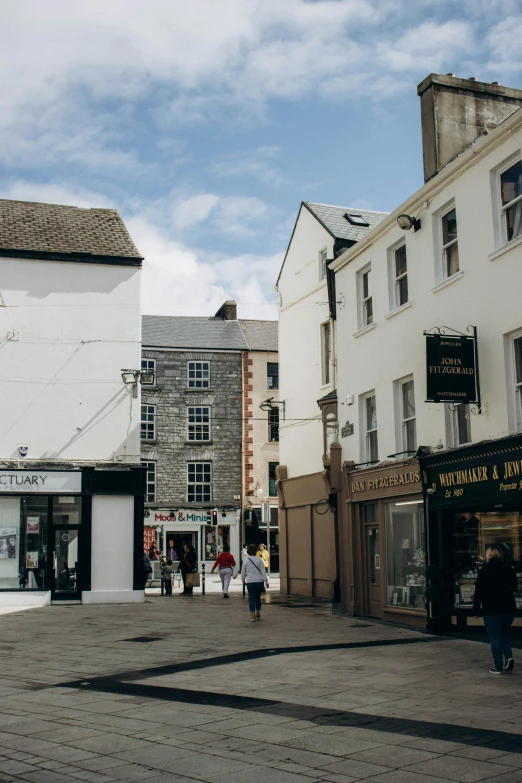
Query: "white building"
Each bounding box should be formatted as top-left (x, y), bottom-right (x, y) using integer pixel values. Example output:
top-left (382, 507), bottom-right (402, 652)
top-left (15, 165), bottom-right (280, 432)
top-left (0, 199), bottom-right (145, 605)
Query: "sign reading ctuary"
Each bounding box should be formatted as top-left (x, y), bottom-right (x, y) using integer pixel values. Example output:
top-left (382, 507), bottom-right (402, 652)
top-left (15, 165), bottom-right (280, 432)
top-left (0, 471), bottom-right (81, 493)
top-left (425, 333), bottom-right (478, 404)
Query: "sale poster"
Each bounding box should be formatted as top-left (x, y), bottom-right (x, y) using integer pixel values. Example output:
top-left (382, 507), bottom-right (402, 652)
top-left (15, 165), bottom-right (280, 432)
top-left (27, 517), bottom-right (39, 534)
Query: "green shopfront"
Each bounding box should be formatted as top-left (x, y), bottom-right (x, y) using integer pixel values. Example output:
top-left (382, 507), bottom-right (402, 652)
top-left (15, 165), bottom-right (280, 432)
top-left (421, 434), bottom-right (522, 632)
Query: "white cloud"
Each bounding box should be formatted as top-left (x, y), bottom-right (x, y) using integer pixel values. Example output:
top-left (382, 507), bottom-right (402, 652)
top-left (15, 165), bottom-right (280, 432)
top-left (0, 179), bottom-right (117, 209)
top-left (210, 146), bottom-right (285, 187)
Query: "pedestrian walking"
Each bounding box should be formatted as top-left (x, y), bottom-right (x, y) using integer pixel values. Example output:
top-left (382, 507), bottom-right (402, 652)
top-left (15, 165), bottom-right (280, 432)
top-left (142, 551), bottom-right (152, 589)
top-left (473, 544), bottom-right (518, 674)
top-left (179, 544), bottom-right (197, 596)
top-left (257, 543), bottom-right (270, 572)
top-left (241, 543), bottom-right (269, 622)
top-left (211, 545), bottom-right (236, 598)
top-left (241, 545), bottom-right (248, 563)
top-left (161, 559), bottom-right (174, 596)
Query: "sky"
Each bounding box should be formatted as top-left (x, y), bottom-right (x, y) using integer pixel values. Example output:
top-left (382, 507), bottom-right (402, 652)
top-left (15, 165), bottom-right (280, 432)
top-left (1, 0), bottom-right (521, 319)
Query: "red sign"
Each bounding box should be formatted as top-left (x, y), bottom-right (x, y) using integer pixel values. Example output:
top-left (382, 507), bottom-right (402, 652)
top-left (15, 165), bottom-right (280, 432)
top-left (144, 526), bottom-right (157, 552)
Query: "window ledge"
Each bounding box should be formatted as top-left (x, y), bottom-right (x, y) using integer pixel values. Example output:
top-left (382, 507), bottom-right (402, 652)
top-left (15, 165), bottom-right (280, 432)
top-left (186, 388), bottom-right (213, 393)
top-left (353, 322), bottom-right (376, 339)
top-left (184, 441), bottom-right (213, 446)
top-left (488, 234), bottom-right (522, 262)
top-left (384, 301), bottom-right (413, 320)
top-left (141, 440), bottom-right (157, 445)
top-left (431, 270), bottom-right (464, 294)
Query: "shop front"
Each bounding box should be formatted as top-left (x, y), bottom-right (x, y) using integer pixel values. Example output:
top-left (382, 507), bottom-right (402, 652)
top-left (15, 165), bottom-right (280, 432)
top-left (0, 466), bottom-right (145, 604)
top-left (344, 460), bottom-right (426, 628)
top-left (421, 434), bottom-right (522, 633)
top-left (144, 508), bottom-right (240, 571)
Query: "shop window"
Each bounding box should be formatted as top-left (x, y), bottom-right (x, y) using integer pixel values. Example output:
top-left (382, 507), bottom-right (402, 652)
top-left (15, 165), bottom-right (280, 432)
top-left (363, 392), bottom-right (378, 462)
top-left (142, 461), bottom-right (156, 503)
top-left (187, 406), bottom-right (211, 441)
top-left (357, 266), bottom-right (373, 328)
top-left (321, 321), bottom-right (332, 385)
top-left (141, 404), bottom-right (156, 441)
top-left (400, 378), bottom-right (416, 453)
top-left (141, 358), bottom-right (156, 386)
top-left (203, 525), bottom-right (230, 562)
top-left (446, 403), bottom-right (471, 447)
top-left (385, 500), bottom-right (425, 610)
top-left (268, 462), bottom-right (279, 497)
top-left (268, 408), bottom-right (279, 442)
top-left (267, 362), bottom-right (279, 390)
top-left (187, 361), bottom-right (210, 389)
top-left (450, 511), bottom-right (522, 610)
top-left (441, 206), bottom-right (459, 279)
top-left (319, 247), bottom-right (328, 280)
top-left (0, 496), bottom-right (48, 590)
top-left (187, 462), bottom-right (211, 503)
top-left (500, 159), bottom-right (522, 243)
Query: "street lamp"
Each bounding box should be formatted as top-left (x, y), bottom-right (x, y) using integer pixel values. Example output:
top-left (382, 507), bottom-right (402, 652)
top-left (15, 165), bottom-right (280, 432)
top-left (259, 397), bottom-right (286, 420)
top-left (121, 369), bottom-right (154, 398)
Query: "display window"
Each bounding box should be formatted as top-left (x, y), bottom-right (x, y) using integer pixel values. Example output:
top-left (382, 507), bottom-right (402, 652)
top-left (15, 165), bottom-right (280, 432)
top-left (450, 511), bottom-right (522, 610)
top-left (203, 525), bottom-right (230, 562)
top-left (385, 500), bottom-right (426, 610)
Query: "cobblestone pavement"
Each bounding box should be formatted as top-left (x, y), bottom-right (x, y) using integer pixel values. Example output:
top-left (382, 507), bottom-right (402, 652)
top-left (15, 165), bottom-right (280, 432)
top-left (0, 593), bottom-right (522, 782)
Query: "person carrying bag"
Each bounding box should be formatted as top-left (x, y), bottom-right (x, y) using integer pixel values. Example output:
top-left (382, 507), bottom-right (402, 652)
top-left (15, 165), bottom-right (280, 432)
top-left (241, 544), bottom-right (269, 621)
top-left (179, 543), bottom-right (198, 596)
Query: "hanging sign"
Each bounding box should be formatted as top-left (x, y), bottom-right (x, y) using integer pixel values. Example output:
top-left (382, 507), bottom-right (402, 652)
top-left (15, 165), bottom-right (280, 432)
top-left (425, 333), bottom-right (478, 404)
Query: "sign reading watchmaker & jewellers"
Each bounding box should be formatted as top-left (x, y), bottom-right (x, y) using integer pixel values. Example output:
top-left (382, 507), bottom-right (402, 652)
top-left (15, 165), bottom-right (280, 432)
top-left (425, 333), bottom-right (478, 404)
top-left (0, 471), bottom-right (82, 493)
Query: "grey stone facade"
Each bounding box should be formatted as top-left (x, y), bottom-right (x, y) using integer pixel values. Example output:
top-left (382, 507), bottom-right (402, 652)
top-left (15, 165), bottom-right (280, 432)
top-left (141, 349), bottom-right (242, 508)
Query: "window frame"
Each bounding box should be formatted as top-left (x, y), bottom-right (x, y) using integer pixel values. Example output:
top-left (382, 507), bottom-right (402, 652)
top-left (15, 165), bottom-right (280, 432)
top-left (357, 264), bottom-right (373, 329)
top-left (500, 158), bottom-right (522, 245)
top-left (268, 462), bottom-right (279, 497)
top-left (445, 403), bottom-right (471, 448)
top-left (140, 404), bottom-right (157, 442)
top-left (394, 243), bottom-right (408, 308)
top-left (440, 205), bottom-right (459, 279)
top-left (268, 407), bottom-right (279, 443)
top-left (400, 377), bottom-right (417, 454)
top-left (187, 461), bottom-right (212, 503)
top-left (142, 460), bottom-right (157, 503)
top-left (319, 247), bottom-right (328, 280)
top-left (267, 362), bottom-right (279, 390)
top-left (141, 358), bottom-right (156, 386)
top-left (321, 320), bottom-right (332, 386)
top-left (187, 406), bottom-right (211, 442)
top-left (187, 360), bottom-right (210, 389)
top-left (362, 391), bottom-right (378, 463)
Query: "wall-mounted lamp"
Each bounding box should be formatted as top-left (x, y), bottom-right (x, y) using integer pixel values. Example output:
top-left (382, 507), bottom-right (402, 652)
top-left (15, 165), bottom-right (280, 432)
top-left (397, 214), bottom-right (421, 232)
top-left (121, 369), bottom-right (151, 397)
top-left (259, 397), bottom-right (286, 420)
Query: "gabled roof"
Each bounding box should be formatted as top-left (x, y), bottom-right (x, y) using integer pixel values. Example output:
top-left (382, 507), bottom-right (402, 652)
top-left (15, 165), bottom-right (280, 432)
top-left (0, 199), bottom-right (142, 264)
top-left (142, 315), bottom-right (278, 352)
top-left (239, 319), bottom-right (278, 351)
top-left (304, 202), bottom-right (388, 242)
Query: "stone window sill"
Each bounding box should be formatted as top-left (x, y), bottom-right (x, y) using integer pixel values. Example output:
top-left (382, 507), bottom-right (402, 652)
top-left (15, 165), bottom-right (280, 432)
top-left (431, 270), bottom-right (464, 294)
top-left (353, 322), bottom-right (376, 339)
top-left (488, 234), bottom-right (522, 262)
top-left (185, 388), bottom-right (213, 393)
top-left (384, 301), bottom-right (413, 320)
top-left (184, 441), bottom-right (213, 446)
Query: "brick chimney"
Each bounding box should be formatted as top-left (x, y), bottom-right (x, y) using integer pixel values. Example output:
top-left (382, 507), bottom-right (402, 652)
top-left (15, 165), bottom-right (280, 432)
top-left (418, 74), bottom-right (522, 182)
top-left (214, 300), bottom-right (237, 320)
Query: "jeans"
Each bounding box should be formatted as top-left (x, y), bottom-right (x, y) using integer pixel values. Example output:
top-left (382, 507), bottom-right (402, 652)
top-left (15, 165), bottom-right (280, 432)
top-left (247, 582), bottom-right (264, 612)
top-left (164, 577), bottom-right (172, 596)
top-left (483, 613), bottom-right (515, 670)
top-left (220, 568), bottom-right (232, 595)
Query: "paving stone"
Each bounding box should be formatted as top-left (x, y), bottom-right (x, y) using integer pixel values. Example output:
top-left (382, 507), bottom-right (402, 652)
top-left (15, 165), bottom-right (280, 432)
top-left (405, 755), bottom-right (515, 782)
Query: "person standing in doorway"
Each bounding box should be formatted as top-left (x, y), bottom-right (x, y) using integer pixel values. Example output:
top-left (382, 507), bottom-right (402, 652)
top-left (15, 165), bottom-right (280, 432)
top-left (180, 544), bottom-right (197, 596)
top-left (241, 544), bottom-right (268, 622)
top-left (473, 545), bottom-right (518, 674)
top-left (167, 540), bottom-right (178, 561)
top-left (257, 543), bottom-right (270, 573)
top-left (211, 545), bottom-right (236, 598)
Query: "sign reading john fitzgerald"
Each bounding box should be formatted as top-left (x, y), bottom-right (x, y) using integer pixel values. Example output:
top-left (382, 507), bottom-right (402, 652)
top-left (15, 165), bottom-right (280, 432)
top-left (425, 334), bottom-right (478, 404)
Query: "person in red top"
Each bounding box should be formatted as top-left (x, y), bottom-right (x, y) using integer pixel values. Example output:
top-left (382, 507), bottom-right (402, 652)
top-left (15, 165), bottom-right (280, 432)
top-left (211, 545), bottom-right (236, 598)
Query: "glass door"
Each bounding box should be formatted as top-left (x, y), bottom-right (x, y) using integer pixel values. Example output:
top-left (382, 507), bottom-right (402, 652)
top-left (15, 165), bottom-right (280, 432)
top-left (51, 497), bottom-right (82, 599)
top-left (364, 503), bottom-right (382, 618)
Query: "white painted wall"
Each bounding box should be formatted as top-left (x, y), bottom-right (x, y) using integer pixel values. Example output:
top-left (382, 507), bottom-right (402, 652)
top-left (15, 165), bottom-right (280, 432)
top-left (277, 206), bottom-right (334, 477)
top-left (86, 494), bottom-right (142, 603)
top-left (0, 258), bottom-right (141, 463)
top-left (333, 113), bottom-right (522, 464)
top-left (249, 350), bottom-right (279, 503)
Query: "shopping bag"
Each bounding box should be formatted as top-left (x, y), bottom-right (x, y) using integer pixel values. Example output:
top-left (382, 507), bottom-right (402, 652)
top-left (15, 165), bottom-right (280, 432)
top-left (186, 572), bottom-right (200, 588)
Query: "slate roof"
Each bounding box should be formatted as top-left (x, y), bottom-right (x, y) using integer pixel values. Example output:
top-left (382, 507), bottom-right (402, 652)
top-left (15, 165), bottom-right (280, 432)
top-left (304, 202), bottom-right (389, 242)
top-left (142, 315), bottom-right (278, 352)
top-left (239, 319), bottom-right (278, 351)
top-left (0, 199), bottom-right (142, 261)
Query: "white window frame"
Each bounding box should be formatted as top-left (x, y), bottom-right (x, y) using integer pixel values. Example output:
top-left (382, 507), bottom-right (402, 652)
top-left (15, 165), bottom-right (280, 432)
top-left (141, 404), bottom-right (157, 442)
top-left (187, 462), bottom-right (212, 503)
top-left (360, 391), bottom-right (378, 463)
top-left (187, 406), bottom-right (211, 442)
top-left (387, 238), bottom-right (409, 312)
top-left (267, 362), bottom-right (279, 390)
top-left (187, 360), bottom-right (210, 389)
top-left (440, 205), bottom-right (459, 280)
top-left (491, 152), bottom-right (522, 250)
top-left (504, 327), bottom-right (522, 433)
top-left (515, 336), bottom-right (522, 432)
top-left (320, 320), bottom-right (332, 386)
top-left (399, 377), bottom-right (416, 454)
top-left (357, 264), bottom-right (373, 329)
top-left (432, 199), bottom-right (459, 284)
top-left (142, 461), bottom-right (157, 503)
top-left (499, 156), bottom-right (522, 246)
top-left (268, 408), bottom-right (279, 442)
top-left (445, 403), bottom-right (471, 448)
top-left (141, 358), bottom-right (156, 386)
top-left (319, 247), bottom-right (328, 280)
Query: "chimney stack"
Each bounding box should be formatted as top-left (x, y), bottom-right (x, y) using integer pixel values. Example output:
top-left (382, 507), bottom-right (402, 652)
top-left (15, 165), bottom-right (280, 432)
top-left (214, 300), bottom-right (237, 320)
top-left (417, 74), bottom-right (522, 182)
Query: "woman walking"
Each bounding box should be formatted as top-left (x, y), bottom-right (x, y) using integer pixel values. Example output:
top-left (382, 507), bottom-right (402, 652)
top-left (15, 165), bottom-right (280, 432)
top-left (211, 545), bottom-right (236, 598)
top-left (473, 545), bottom-right (518, 674)
top-left (257, 543), bottom-right (270, 572)
top-left (179, 543), bottom-right (197, 596)
top-left (241, 544), bottom-right (269, 622)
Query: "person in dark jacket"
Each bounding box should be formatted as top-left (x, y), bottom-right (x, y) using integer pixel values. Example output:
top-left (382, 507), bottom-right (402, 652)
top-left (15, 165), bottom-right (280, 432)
top-left (473, 545), bottom-right (518, 674)
top-left (179, 544), bottom-right (197, 596)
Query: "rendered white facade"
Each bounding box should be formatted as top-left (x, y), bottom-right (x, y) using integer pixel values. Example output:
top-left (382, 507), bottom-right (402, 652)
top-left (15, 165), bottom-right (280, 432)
top-left (331, 108), bottom-right (522, 463)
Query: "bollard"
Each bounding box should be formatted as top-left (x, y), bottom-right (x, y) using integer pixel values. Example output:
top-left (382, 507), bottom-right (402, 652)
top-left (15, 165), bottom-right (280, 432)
top-left (202, 563), bottom-right (206, 596)
top-left (160, 577), bottom-right (164, 596)
top-left (243, 581), bottom-right (246, 598)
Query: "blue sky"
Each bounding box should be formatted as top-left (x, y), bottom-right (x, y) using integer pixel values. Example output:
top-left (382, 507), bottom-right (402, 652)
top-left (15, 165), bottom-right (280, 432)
top-left (1, 0), bottom-right (521, 318)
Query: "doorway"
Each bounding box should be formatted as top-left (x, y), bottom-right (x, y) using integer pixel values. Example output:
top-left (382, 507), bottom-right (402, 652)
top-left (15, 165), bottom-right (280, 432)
top-left (364, 503), bottom-right (382, 618)
top-left (51, 496), bottom-right (82, 600)
top-left (165, 531), bottom-right (196, 565)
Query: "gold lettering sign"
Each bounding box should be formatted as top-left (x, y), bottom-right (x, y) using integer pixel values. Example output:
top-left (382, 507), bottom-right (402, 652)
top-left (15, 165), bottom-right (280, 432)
top-left (351, 471), bottom-right (420, 494)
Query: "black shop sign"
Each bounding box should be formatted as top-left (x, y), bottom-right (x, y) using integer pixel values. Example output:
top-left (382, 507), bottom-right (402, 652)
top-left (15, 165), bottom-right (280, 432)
top-left (425, 333), bottom-right (478, 404)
